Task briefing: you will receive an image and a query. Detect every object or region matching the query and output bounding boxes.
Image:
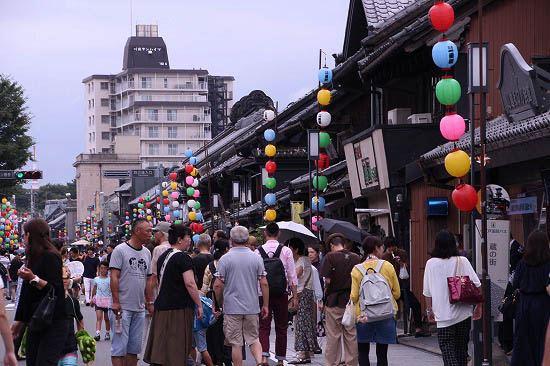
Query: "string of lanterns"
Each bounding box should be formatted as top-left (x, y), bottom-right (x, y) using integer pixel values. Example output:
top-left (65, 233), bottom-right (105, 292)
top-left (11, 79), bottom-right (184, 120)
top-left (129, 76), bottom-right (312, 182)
top-left (263, 109), bottom-right (277, 222)
top-left (0, 198), bottom-right (23, 248)
top-left (429, 1), bottom-right (477, 211)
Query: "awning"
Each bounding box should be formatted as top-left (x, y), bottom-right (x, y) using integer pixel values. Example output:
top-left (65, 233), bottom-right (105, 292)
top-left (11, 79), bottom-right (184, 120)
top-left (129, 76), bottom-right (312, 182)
top-left (115, 182), bottom-right (132, 192)
top-left (48, 213), bottom-right (66, 227)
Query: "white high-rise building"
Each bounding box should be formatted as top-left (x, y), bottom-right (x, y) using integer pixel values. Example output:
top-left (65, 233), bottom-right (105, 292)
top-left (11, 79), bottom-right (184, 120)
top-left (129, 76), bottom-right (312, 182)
top-left (82, 25), bottom-right (234, 168)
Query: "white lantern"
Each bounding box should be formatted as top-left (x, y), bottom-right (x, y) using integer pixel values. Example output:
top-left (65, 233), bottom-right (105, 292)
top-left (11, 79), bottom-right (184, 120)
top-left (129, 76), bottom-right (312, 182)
top-left (172, 201), bottom-right (180, 208)
top-left (146, 209), bottom-right (152, 214)
top-left (161, 181), bottom-right (169, 188)
top-left (192, 178), bottom-right (199, 188)
top-left (187, 199), bottom-right (196, 208)
top-left (263, 109), bottom-right (275, 122)
top-left (316, 111), bottom-right (331, 127)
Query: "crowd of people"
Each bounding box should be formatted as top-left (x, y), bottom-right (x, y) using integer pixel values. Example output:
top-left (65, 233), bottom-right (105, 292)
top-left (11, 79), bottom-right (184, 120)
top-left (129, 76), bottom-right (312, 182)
top-left (0, 217), bottom-right (547, 366)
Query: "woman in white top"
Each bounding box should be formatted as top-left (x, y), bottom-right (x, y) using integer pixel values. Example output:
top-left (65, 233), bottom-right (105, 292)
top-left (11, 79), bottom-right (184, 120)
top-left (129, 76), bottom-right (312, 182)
top-left (423, 230), bottom-right (482, 366)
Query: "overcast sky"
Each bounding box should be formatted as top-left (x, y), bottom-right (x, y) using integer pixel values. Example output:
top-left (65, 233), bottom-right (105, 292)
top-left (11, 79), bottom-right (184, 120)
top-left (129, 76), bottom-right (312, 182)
top-left (0, 1), bottom-right (348, 185)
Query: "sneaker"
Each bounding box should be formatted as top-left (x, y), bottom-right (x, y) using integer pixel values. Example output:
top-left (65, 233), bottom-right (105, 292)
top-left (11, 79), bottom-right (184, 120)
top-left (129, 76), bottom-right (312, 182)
top-left (94, 332), bottom-right (100, 341)
top-left (105, 332), bottom-right (111, 341)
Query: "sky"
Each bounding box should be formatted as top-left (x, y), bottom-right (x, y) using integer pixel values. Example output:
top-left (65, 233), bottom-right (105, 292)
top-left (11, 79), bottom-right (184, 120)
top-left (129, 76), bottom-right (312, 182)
top-left (0, 0), bottom-right (349, 185)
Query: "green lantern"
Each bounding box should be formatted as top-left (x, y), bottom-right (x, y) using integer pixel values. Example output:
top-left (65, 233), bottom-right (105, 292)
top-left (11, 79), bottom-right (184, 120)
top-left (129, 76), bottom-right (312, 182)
top-left (194, 202), bottom-right (201, 210)
top-left (436, 77), bottom-right (461, 106)
top-left (0, 231), bottom-right (3, 237)
top-left (319, 132), bottom-right (331, 148)
top-left (313, 175), bottom-right (328, 190)
top-left (265, 177), bottom-right (277, 189)
top-left (175, 219), bottom-right (183, 224)
top-left (187, 187), bottom-right (195, 196)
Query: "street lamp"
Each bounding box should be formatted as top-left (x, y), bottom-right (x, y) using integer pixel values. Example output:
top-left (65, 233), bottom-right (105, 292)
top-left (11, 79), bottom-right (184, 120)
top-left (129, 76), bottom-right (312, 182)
top-left (467, 42), bottom-right (489, 94)
top-left (232, 180), bottom-right (240, 225)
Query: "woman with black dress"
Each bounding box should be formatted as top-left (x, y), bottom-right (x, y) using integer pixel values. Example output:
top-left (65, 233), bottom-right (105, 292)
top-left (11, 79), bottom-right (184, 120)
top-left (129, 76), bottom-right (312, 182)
top-left (511, 230), bottom-right (550, 366)
top-left (12, 218), bottom-right (67, 366)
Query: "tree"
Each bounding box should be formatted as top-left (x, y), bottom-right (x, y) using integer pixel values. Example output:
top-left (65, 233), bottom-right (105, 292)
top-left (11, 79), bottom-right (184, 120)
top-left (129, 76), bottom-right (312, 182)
top-left (0, 75), bottom-right (33, 192)
top-left (8, 180), bottom-right (77, 215)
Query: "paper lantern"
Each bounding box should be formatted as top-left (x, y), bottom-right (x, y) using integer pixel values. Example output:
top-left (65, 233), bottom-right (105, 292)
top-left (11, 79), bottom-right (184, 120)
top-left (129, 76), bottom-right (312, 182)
top-left (429, 1), bottom-right (454, 32)
top-left (184, 148), bottom-right (193, 158)
top-left (265, 160), bottom-right (277, 174)
top-left (311, 215), bottom-right (323, 231)
top-left (192, 178), bottom-right (199, 188)
top-left (316, 111), bottom-right (331, 127)
top-left (163, 198), bottom-right (170, 205)
top-left (312, 196), bottom-right (326, 211)
top-left (317, 89), bottom-right (331, 106)
top-left (445, 149), bottom-right (471, 177)
top-left (313, 175), bottom-right (328, 190)
top-left (265, 144), bottom-right (276, 157)
top-left (185, 176), bottom-right (194, 185)
top-left (264, 110), bottom-right (276, 122)
top-left (169, 172), bottom-right (178, 181)
top-left (196, 224), bottom-right (204, 233)
top-left (145, 202), bottom-right (151, 209)
top-left (191, 168), bottom-right (198, 177)
top-left (146, 215), bottom-right (152, 221)
top-left (139, 197), bottom-right (144, 203)
top-left (162, 181), bottom-right (169, 188)
top-left (173, 211), bottom-right (181, 217)
top-left (318, 67), bottom-right (333, 84)
top-left (264, 129), bottom-right (276, 142)
top-left (1, 199), bottom-right (5, 204)
top-left (436, 77), bottom-right (461, 106)
top-left (185, 164), bottom-right (194, 173)
top-left (171, 192), bottom-right (179, 199)
top-left (174, 219), bottom-right (183, 224)
top-left (193, 234), bottom-right (200, 243)
top-left (189, 211), bottom-right (197, 221)
top-left (162, 190), bottom-right (169, 197)
top-left (172, 201), bottom-right (180, 208)
top-left (187, 187), bottom-right (195, 196)
top-left (452, 183), bottom-right (478, 211)
top-left (432, 40), bottom-right (458, 69)
top-left (170, 182), bottom-right (178, 190)
top-left (265, 193), bottom-right (276, 206)
top-left (319, 132), bottom-right (331, 148)
top-left (193, 201), bottom-right (200, 210)
top-left (196, 213), bottom-right (203, 221)
top-left (187, 200), bottom-right (197, 208)
top-left (193, 189), bottom-right (200, 198)
top-left (440, 113), bottom-right (466, 141)
top-left (156, 197), bottom-right (161, 203)
top-left (164, 206), bottom-right (170, 213)
top-left (265, 209), bottom-right (277, 222)
top-left (265, 177), bottom-right (277, 189)
top-left (316, 152), bottom-right (330, 170)
top-left (164, 215), bottom-right (171, 221)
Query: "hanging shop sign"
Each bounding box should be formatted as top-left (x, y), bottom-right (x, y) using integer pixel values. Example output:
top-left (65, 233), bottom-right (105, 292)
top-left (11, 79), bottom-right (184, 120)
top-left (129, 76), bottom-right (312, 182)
top-left (507, 196), bottom-right (537, 215)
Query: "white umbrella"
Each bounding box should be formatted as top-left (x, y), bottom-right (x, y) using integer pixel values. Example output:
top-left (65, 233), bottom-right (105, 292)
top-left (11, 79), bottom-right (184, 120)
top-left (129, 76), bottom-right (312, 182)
top-left (71, 239), bottom-right (89, 246)
top-left (260, 221), bottom-right (319, 247)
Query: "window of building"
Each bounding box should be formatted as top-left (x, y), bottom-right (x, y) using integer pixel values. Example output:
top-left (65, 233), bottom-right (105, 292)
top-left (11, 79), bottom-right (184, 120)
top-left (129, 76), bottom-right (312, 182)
top-left (167, 126), bottom-right (178, 138)
top-left (101, 98), bottom-right (109, 107)
top-left (92, 115), bottom-right (95, 125)
top-left (147, 109), bottom-right (158, 121)
top-left (101, 132), bottom-right (110, 140)
top-left (88, 100), bottom-right (91, 109)
top-left (101, 115), bottom-right (110, 124)
top-left (92, 99), bottom-right (95, 108)
top-left (102, 148), bottom-right (111, 153)
top-left (100, 82), bottom-right (109, 90)
top-left (148, 126), bottom-right (159, 138)
top-left (88, 133), bottom-right (92, 142)
top-left (167, 143), bottom-right (178, 155)
top-left (88, 117), bottom-right (91, 126)
top-left (92, 132), bottom-right (95, 141)
top-left (148, 143), bottom-right (160, 155)
top-left (164, 78), bottom-right (168, 88)
top-left (167, 109), bottom-right (177, 121)
top-left (141, 77), bottom-right (152, 89)
top-left (134, 126), bottom-right (141, 136)
top-left (134, 110), bottom-right (141, 121)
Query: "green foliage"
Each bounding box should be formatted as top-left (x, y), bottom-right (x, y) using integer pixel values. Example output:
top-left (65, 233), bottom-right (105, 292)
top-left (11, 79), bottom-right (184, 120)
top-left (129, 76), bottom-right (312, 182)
top-left (0, 75), bottom-right (33, 192)
top-left (8, 179), bottom-right (76, 214)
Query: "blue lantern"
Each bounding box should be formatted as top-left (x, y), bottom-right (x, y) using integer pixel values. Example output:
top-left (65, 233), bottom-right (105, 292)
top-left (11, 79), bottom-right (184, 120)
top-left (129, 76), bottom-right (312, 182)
top-left (196, 212), bottom-right (203, 221)
top-left (432, 40), bottom-right (458, 69)
top-left (125, 216), bottom-right (129, 220)
top-left (156, 189), bottom-right (161, 195)
top-left (264, 129), bottom-right (276, 142)
top-left (311, 196), bottom-right (326, 211)
top-left (173, 210), bottom-right (181, 217)
top-left (184, 148), bottom-right (193, 158)
top-left (264, 193), bottom-right (276, 206)
top-left (133, 213), bottom-right (137, 217)
top-left (318, 67), bottom-right (333, 84)
top-left (190, 157), bottom-right (197, 165)
top-left (192, 234), bottom-right (200, 243)
top-left (163, 206), bottom-right (170, 213)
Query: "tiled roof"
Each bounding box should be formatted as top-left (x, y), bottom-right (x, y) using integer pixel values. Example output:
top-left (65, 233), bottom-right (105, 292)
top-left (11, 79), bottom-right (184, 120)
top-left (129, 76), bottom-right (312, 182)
top-left (362, 0), bottom-right (418, 28)
top-left (421, 111), bottom-right (550, 164)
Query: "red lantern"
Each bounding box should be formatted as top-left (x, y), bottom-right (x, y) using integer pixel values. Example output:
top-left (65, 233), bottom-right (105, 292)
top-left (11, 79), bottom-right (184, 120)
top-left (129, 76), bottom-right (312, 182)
top-left (13, 210), bottom-right (16, 215)
top-left (156, 197), bottom-right (161, 203)
top-left (163, 198), bottom-right (170, 205)
top-left (185, 164), bottom-right (194, 173)
top-left (196, 224), bottom-right (203, 233)
top-left (316, 152), bottom-right (330, 170)
top-left (169, 172), bottom-right (178, 181)
top-left (452, 183), bottom-right (478, 211)
top-left (126, 211), bottom-right (129, 215)
top-left (145, 202), bottom-right (151, 208)
top-left (24, 213), bottom-right (28, 217)
top-left (190, 222), bottom-right (197, 232)
top-left (429, 1), bottom-right (454, 32)
top-left (265, 160), bottom-right (277, 174)
top-left (139, 197), bottom-right (144, 203)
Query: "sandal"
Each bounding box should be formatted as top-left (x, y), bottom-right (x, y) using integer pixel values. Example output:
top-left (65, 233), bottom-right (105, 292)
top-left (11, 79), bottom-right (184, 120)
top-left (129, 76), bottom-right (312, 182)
top-left (288, 359), bottom-right (311, 364)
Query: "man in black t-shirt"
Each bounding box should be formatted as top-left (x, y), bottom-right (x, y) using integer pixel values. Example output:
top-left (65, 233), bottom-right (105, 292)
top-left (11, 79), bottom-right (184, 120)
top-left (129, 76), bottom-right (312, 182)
top-left (193, 234), bottom-right (213, 289)
top-left (82, 248), bottom-right (100, 306)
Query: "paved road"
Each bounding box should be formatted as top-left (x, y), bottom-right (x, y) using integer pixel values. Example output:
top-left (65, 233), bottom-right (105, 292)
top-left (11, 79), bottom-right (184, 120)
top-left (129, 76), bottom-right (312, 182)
top-left (2, 299), bottom-right (443, 365)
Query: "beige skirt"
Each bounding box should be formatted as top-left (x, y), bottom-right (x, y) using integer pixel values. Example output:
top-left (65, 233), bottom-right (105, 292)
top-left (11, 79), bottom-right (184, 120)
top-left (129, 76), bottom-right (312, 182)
top-left (144, 307), bottom-right (194, 366)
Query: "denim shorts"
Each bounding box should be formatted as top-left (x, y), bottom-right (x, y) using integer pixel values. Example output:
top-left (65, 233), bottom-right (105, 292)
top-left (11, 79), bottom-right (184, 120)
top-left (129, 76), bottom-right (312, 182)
top-left (109, 309), bottom-right (145, 357)
top-left (57, 353), bottom-right (78, 366)
top-left (192, 328), bottom-right (207, 353)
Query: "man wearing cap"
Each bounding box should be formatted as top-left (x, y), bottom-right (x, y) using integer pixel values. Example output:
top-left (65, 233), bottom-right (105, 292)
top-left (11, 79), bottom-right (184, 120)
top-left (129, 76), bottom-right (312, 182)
top-left (213, 226), bottom-right (269, 366)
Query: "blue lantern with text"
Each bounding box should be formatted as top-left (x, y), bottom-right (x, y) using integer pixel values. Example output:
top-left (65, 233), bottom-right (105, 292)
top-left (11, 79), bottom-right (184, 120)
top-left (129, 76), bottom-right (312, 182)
top-left (318, 67), bottom-right (332, 84)
top-left (432, 40), bottom-right (458, 69)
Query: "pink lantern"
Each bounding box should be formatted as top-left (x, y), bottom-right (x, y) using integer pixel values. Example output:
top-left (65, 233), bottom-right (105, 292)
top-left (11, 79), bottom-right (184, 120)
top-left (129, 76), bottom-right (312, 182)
top-left (440, 112), bottom-right (466, 141)
top-left (193, 189), bottom-right (200, 198)
top-left (164, 215), bottom-right (171, 221)
top-left (171, 192), bottom-right (179, 199)
top-left (185, 176), bottom-right (194, 185)
top-left (311, 215), bottom-right (323, 231)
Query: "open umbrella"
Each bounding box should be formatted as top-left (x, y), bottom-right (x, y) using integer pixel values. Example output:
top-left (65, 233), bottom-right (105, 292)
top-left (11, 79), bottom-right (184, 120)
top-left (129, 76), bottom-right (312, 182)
top-left (71, 239), bottom-right (89, 246)
top-left (315, 218), bottom-right (369, 243)
top-left (260, 221), bottom-right (319, 247)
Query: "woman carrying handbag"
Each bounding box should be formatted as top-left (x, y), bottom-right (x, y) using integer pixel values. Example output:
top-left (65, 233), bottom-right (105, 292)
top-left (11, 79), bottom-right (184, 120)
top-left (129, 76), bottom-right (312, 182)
top-left (423, 230), bottom-right (482, 366)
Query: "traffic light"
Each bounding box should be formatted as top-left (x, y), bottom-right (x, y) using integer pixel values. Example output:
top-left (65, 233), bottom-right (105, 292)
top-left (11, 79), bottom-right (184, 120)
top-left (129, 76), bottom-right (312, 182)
top-left (14, 171), bottom-right (43, 180)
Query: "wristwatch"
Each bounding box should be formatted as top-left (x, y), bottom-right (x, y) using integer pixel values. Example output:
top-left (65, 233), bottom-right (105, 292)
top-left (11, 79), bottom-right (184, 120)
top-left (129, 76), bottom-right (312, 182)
top-left (146, 301), bottom-right (154, 305)
top-left (29, 276), bottom-right (40, 286)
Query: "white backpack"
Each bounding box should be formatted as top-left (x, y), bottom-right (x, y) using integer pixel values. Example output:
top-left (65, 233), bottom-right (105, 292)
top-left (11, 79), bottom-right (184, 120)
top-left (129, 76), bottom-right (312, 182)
top-left (355, 260), bottom-right (396, 323)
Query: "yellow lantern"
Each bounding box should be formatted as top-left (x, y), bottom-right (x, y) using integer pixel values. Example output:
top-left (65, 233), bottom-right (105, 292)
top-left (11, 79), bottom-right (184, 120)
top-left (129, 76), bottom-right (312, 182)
top-left (1, 198), bottom-right (6, 204)
top-left (162, 190), bottom-right (169, 197)
top-left (133, 208), bottom-right (137, 213)
top-left (444, 149), bottom-right (470, 177)
top-left (317, 89), bottom-right (331, 106)
top-left (170, 182), bottom-right (178, 190)
top-left (189, 211), bottom-right (197, 221)
top-left (265, 209), bottom-right (277, 222)
top-left (0, 238), bottom-right (3, 243)
top-left (125, 225), bottom-right (129, 228)
top-left (191, 168), bottom-right (198, 177)
top-left (265, 144), bottom-right (276, 157)
top-left (146, 215), bottom-right (152, 221)
top-left (10, 240), bottom-right (14, 245)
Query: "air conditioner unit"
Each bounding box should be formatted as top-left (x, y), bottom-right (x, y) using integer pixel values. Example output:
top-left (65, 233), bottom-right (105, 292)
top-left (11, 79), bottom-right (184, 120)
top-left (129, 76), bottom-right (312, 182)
top-left (407, 113), bottom-right (432, 124)
top-left (357, 213), bottom-right (371, 232)
top-left (387, 108), bottom-right (411, 125)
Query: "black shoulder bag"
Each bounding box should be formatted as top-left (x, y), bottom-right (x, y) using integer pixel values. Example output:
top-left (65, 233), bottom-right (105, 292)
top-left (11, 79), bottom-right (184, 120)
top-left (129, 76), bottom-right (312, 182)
top-left (29, 285), bottom-right (57, 332)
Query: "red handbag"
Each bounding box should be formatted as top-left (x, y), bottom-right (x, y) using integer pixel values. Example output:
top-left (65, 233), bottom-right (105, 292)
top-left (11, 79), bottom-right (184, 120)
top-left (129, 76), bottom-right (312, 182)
top-left (447, 257), bottom-right (484, 304)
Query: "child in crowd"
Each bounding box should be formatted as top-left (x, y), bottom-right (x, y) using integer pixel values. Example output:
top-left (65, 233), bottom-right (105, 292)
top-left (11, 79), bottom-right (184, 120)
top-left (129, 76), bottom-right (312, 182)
top-left (91, 261), bottom-right (111, 341)
top-left (59, 266), bottom-right (84, 366)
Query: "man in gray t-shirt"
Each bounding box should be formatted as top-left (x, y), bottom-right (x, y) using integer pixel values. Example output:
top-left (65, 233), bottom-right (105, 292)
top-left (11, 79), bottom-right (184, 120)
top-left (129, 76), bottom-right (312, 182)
top-left (109, 219), bottom-right (154, 366)
top-left (214, 226), bottom-right (269, 366)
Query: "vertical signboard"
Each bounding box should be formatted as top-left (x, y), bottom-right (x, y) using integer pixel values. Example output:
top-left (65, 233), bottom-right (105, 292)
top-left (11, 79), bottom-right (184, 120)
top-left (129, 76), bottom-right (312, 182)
top-left (291, 202), bottom-right (305, 225)
top-left (475, 219), bottom-right (510, 321)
